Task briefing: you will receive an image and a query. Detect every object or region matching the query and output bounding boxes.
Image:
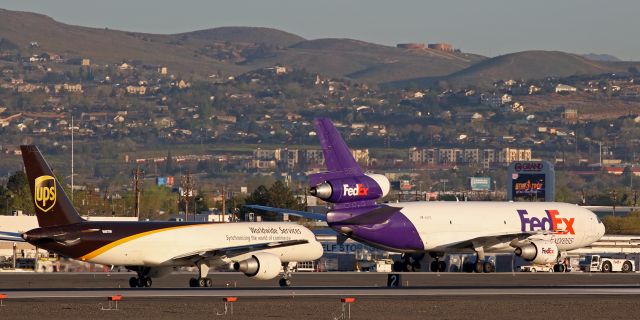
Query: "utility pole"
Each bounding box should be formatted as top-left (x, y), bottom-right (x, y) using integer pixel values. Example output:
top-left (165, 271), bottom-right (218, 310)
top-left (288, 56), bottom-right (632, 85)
top-left (181, 170), bottom-right (193, 221)
top-left (70, 115), bottom-right (74, 203)
top-left (221, 185), bottom-right (226, 223)
top-left (132, 166), bottom-right (144, 220)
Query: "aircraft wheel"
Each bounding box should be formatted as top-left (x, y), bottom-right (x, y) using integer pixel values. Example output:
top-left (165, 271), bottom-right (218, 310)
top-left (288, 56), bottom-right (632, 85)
top-left (483, 262), bottom-right (495, 273)
top-left (143, 277), bottom-right (153, 288)
top-left (189, 277), bottom-right (198, 287)
top-left (392, 261), bottom-right (404, 272)
top-left (475, 262), bottom-right (483, 273)
top-left (279, 278), bottom-right (291, 287)
top-left (438, 261), bottom-right (447, 272)
top-left (205, 278), bottom-right (213, 287)
top-left (198, 278), bottom-right (207, 287)
top-left (557, 264), bottom-right (566, 273)
top-left (430, 261), bottom-right (438, 272)
top-left (129, 277), bottom-right (138, 288)
top-left (411, 261), bottom-right (422, 272)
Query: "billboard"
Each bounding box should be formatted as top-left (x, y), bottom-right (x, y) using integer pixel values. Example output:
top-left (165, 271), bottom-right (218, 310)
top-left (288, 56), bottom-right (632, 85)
top-left (507, 161), bottom-right (555, 202)
top-left (469, 177), bottom-right (491, 191)
top-left (511, 173), bottom-right (545, 201)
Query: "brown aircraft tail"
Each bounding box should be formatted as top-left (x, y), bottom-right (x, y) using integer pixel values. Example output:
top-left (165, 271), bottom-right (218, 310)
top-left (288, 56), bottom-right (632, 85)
top-left (20, 145), bottom-right (84, 228)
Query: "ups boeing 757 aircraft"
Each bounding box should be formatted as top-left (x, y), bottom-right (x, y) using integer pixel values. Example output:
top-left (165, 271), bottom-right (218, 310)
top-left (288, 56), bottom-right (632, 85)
top-left (0, 146), bottom-right (322, 287)
top-left (247, 118), bottom-right (605, 273)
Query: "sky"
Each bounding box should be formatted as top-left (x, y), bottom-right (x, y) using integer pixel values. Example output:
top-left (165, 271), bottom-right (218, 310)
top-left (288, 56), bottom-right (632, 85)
top-left (1, 0), bottom-right (639, 60)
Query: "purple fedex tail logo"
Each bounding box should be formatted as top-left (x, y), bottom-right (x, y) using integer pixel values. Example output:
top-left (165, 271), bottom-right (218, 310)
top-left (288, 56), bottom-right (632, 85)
top-left (518, 209), bottom-right (575, 234)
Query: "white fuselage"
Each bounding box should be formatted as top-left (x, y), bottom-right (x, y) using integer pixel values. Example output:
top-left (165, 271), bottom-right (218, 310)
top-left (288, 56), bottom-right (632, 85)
top-left (84, 222), bottom-right (323, 267)
top-left (388, 201), bottom-right (605, 253)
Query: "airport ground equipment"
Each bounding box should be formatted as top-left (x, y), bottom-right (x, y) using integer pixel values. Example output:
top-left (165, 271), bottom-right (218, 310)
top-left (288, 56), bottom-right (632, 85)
top-left (518, 265), bottom-right (554, 272)
top-left (247, 118), bottom-right (605, 274)
top-left (0, 293), bottom-right (6, 307)
top-left (580, 255), bottom-right (635, 273)
top-left (0, 146), bottom-right (322, 288)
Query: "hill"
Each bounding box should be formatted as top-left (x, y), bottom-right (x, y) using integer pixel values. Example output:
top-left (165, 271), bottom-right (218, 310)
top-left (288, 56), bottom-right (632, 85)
top-left (259, 38), bottom-right (486, 83)
top-left (0, 9), bottom-right (485, 84)
top-left (179, 27), bottom-right (305, 46)
top-left (385, 51), bottom-right (632, 88)
top-left (582, 53), bottom-right (621, 62)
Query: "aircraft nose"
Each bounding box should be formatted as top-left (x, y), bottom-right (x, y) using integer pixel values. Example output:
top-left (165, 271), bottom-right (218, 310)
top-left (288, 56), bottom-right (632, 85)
top-left (599, 221), bottom-right (606, 238)
top-left (309, 240), bottom-right (323, 260)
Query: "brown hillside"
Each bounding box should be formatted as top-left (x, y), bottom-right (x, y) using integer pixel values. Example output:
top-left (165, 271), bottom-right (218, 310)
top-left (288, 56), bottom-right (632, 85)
top-left (385, 51), bottom-right (637, 89)
top-left (0, 9), bottom-right (486, 84)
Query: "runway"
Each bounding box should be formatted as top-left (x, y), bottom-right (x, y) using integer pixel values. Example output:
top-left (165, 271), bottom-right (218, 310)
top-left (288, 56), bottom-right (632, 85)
top-left (4, 285), bottom-right (640, 299)
top-left (2, 272), bottom-right (640, 319)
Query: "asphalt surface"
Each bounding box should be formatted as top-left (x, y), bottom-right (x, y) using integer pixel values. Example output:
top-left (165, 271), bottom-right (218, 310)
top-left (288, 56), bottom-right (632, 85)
top-left (2, 272), bottom-right (640, 319)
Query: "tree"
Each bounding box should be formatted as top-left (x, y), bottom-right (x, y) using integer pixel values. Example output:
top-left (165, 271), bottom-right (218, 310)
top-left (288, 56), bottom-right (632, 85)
top-left (165, 150), bottom-right (174, 174)
top-left (6, 171), bottom-right (34, 214)
top-left (245, 185), bottom-right (270, 206)
top-left (267, 180), bottom-right (304, 210)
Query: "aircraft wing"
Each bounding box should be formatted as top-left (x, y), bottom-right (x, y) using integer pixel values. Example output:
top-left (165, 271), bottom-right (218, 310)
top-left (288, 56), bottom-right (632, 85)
top-left (169, 239), bottom-right (310, 262)
top-left (0, 231), bottom-right (26, 242)
top-left (243, 205), bottom-right (326, 221)
top-left (440, 230), bottom-right (554, 251)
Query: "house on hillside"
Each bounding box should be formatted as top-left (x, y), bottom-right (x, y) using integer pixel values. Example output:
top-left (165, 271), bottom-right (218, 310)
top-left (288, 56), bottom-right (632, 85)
top-left (555, 84), bottom-right (577, 93)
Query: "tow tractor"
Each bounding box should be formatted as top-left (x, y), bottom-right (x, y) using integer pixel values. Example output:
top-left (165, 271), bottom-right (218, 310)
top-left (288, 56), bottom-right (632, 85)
top-left (579, 255), bottom-right (635, 273)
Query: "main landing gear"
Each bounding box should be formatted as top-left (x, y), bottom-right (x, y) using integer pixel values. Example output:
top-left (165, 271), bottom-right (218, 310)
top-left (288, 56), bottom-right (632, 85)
top-left (430, 254), bottom-right (447, 272)
top-left (472, 245), bottom-right (495, 273)
top-left (129, 267), bottom-right (153, 288)
top-left (392, 253), bottom-right (424, 272)
top-left (189, 260), bottom-right (213, 288)
top-left (279, 262), bottom-right (293, 287)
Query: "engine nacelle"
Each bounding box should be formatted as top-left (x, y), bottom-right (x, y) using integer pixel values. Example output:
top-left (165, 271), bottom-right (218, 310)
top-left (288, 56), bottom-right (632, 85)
top-left (233, 252), bottom-right (282, 280)
top-left (514, 240), bottom-right (558, 265)
top-left (310, 173), bottom-right (390, 203)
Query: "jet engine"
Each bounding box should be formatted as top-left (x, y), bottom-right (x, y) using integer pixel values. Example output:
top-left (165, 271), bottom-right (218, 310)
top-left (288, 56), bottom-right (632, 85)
top-left (233, 252), bottom-right (282, 280)
top-left (514, 240), bottom-right (558, 265)
top-left (310, 173), bottom-right (390, 203)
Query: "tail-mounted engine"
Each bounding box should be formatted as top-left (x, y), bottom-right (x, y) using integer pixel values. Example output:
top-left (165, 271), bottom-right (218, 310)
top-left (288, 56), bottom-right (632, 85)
top-left (514, 240), bottom-right (558, 265)
top-left (309, 173), bottom-right (390, 203)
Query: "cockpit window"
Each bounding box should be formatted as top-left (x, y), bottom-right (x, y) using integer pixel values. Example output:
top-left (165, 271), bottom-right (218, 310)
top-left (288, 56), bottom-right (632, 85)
top-left (596, 216), bottom-right (603, 224)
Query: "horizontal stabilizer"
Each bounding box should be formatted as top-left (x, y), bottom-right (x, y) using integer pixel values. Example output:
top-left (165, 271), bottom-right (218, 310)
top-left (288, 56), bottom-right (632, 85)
top-left (333, 205), bottom-right (400, 225)
top-left (243, 205), bottom-right (326, 221)
top-left (0, 231), bottom-right (25, 242)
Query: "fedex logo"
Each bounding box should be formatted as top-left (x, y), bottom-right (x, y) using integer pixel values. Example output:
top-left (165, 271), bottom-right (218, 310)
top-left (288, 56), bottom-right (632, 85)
top-left (541, 247), bottom-right (554, 255)
top-left (343, 184), bottom-right (369, 197)
top-left (517, 209), bottom-right (575, 235)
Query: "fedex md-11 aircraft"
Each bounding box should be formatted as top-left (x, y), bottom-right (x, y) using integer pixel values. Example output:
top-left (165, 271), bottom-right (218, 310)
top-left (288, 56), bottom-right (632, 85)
top-left (0, 146), bottom-right (322, 287)
top-left (247, 118), bottom-right (605, 273)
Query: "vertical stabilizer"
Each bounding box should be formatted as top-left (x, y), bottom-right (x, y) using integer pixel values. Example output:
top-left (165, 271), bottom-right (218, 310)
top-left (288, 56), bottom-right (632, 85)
top-left (20, 145), bottom-right (84, 227)
top-left (314, 118), bottom-right (363, 176)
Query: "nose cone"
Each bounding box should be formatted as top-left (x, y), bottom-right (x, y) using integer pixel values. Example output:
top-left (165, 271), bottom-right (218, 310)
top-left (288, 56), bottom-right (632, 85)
top-left (598, 220), bottom-right (606, 239)
top-left (308, 239), bottom-right (324, 260)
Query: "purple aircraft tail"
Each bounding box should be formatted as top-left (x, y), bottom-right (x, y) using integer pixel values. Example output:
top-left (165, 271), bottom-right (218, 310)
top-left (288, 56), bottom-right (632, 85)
top-left (309, 118), bottom-right (390, 209)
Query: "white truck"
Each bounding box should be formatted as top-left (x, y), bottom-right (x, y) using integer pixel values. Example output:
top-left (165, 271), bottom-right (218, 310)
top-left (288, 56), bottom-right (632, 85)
top-left (518, 265), bottom-right (554, 272)
top-left (579, 255), bottom-right (635, 273)
top-left (359, 259), bottom-right (394, 272)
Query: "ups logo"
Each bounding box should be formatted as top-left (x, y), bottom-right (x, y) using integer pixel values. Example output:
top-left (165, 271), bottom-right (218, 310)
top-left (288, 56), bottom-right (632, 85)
top-left (34, 175), bottom-right (56, 213)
